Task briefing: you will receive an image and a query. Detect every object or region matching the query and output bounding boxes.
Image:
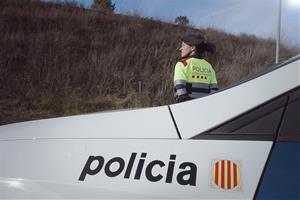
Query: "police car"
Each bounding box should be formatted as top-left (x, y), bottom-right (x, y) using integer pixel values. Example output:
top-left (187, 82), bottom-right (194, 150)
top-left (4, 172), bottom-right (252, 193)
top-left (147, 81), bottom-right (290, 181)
top-left (0, 55), bottom-right (299, 199)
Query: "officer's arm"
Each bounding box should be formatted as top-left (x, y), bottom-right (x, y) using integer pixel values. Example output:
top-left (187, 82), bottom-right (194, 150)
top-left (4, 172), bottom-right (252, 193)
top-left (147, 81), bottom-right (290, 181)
top-left (174, 62), bottom-right (191, 102)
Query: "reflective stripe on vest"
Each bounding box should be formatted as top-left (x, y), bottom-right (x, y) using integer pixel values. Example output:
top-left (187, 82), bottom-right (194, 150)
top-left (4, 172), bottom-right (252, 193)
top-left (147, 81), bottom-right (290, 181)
top-left (174, 81), bottom-right (211, 97)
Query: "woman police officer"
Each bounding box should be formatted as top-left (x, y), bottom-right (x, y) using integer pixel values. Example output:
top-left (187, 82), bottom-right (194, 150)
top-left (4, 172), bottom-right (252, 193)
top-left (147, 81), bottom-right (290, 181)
top-left (174, 34), bottom-right (218, 103)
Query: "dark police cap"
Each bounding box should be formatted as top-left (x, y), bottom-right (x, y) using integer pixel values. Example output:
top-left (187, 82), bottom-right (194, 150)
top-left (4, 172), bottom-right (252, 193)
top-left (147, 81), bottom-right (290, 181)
top-left (181, 34), bottom-right (204, 46)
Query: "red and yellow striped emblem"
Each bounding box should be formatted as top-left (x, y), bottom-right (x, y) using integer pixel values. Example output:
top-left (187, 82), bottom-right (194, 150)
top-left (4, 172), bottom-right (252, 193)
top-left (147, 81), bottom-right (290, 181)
top-left (212, 160), bottom-right (240, 190)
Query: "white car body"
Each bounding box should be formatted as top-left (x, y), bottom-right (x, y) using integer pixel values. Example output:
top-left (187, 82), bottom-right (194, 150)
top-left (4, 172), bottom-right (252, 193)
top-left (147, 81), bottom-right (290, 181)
top-left (0, 55), bottom-right (299, 199)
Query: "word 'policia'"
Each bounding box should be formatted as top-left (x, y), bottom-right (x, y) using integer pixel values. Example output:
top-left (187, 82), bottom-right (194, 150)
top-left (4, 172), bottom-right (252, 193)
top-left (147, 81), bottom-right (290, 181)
top-left (79, 152), bottom-right (197, 186)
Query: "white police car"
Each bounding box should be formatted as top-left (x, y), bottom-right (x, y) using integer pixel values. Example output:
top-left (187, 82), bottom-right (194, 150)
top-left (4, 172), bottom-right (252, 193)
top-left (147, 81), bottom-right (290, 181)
top-left (0, 55), bottom-right (299, 199)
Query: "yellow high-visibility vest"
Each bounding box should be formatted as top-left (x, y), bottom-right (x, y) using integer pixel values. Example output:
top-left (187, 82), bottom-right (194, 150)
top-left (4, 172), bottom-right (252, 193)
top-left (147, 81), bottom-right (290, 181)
top-left (174, 57), bottom-right (218, 100)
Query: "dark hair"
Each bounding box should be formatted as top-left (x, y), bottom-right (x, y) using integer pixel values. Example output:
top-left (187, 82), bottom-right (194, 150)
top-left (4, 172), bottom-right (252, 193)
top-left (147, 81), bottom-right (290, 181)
top-left (195, 42), bottom-right (216, 57)
top-left (182, 34), bottom-right (216, 58)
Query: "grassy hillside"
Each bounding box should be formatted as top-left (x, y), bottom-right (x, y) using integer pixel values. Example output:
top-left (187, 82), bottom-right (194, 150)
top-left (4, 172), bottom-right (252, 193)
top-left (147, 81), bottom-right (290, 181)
top-left (0, 0), bottom-right (298, 125)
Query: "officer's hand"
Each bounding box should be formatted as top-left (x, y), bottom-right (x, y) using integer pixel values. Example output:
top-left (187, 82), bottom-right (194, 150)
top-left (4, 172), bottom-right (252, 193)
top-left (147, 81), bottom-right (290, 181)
top-left (176, 96), bottom-right (191, 103)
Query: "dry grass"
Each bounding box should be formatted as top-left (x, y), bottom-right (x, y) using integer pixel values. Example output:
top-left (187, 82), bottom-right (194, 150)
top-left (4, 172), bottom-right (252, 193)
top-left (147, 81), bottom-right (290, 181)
top-left (0, 0), bottom-right (298, 125)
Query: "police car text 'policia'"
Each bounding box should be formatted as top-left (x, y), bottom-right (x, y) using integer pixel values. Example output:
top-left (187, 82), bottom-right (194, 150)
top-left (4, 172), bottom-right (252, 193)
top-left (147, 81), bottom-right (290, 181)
top-left (79, 152), bottom-right (197, 186)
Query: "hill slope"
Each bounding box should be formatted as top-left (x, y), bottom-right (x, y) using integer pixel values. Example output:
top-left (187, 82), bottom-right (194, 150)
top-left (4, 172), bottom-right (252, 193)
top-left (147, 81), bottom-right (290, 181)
top-left (0, 0), bottom-right (297, 125)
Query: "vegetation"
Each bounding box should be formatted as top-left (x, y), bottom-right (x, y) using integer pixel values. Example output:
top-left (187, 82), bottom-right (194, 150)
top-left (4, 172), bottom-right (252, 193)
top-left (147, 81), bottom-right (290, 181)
top-left (91, 0), bottom-right (115, 12)
top-left (175, 16), bottom-right (189, 26)
top-left (0, 0), bottom-right (298, 125)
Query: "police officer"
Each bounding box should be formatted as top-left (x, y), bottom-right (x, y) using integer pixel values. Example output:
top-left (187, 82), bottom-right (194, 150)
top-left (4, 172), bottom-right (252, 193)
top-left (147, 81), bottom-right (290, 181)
top-left (174, 34), bottom-right (218, 103)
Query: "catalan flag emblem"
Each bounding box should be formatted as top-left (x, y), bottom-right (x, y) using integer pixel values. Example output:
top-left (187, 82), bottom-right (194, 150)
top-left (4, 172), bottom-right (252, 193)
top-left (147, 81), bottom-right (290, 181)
top-left (212, 160), bottom-right (241, 190)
